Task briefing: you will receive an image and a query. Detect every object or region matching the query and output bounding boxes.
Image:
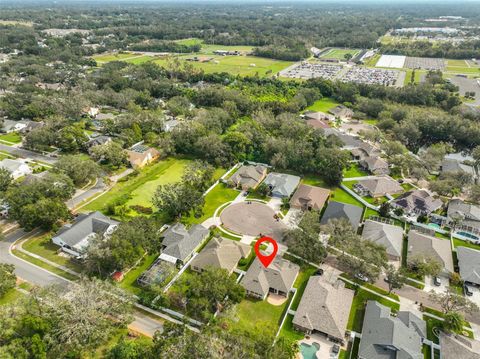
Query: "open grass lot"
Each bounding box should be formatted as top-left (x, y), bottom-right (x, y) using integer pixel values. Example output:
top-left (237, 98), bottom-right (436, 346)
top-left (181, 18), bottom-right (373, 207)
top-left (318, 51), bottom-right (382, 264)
top-left (93, 52), bottom-right (144, 63)
top-left (84, 158), bottom-right (197, 215)
top-left (22, 232), bottom-right (83, 272)
top-left (0, 288), bottom-right (25, 306)
top-left (0, 132), bottom-right (22, 144)
top-left (175, 38), bottom-right (254, 55)
top-left (404, 68), bottom-right (424, 85)
top-left (152, 55), bottom-right (293, 77)
top-left (320, 48), bottom-right (359, 60)
top-left (453, 237), bottom-right (480, 250)
top-left (305, 97), bottom-right (340, 112)
top-left (346, 285), bottom-right (400, 333)
top-left (118, 253), bottom-right (158, 295)
top-left (343, 163), bottom-right (368, 178)
top-left (123, 55), bottom-right (155, 65)
top-left (182, 183), bottom-right (239, 225)
top-left (364, 53), bottom-right (381, 67)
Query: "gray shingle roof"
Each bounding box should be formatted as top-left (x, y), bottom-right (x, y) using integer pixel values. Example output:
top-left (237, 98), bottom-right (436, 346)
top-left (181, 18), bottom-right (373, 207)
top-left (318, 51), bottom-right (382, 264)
top-left (441, 158), bottom-right (476, 178)
top-left (358, 177), bottom-right (403, 197)
top-left (392, 190), bottom-right (442, 214)
top-left (53, 211), bottom-right (118, 248)
top-left (292, 276), bottom-right (354, 340)
top-left (241, 257), bottom-right (299, 297)
top-left (457, 246), bottom-right (480, 285)
top-left (439, 333), bottom-right (480, 359)
top-left (448, 199), bottom-right (480, 230)
top-left (362, 220), bottom-right (404, 258)
top-left (0, 159), bottom-right (27, 173)
top-left (407, 230), bottom-right (454, 273)
top-left (263, 172), bottom-right (300, 198)
top-left (190, 237), bottom-right (251, 273)
top-left (229, 165), bottom-right (267, 189)
top-left (161, 223), bottom-right (210, 262)
top-left (320, 201), bottom-right (363, 228)
top-left (360, 156), bottom-right (390, 174)
top-left (358, 301), bottom-right (426, 359)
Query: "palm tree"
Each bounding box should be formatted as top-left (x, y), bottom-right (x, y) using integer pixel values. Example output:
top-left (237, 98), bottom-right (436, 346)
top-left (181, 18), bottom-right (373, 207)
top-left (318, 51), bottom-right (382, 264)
top-left (443, 311), bottom-right (465, 334)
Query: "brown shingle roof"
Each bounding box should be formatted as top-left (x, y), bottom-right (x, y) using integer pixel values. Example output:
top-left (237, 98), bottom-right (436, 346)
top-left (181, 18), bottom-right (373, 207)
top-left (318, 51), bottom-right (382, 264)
top-left (290, 184), bottom-right (330, 210)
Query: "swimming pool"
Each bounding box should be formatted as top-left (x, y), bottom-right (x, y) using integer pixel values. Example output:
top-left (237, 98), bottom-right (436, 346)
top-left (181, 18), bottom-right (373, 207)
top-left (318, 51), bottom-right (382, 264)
top-left (428, 223), bottom-right (441, 229)
top-left (457, 231), bottom-right (479, 240)
top-left (300, 342), bottom-right (320, 359)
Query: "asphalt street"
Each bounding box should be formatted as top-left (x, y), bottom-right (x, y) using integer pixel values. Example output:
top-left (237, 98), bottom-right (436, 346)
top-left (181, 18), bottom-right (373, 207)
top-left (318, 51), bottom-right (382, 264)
top-left (0, 143), bottom-right (58, 165)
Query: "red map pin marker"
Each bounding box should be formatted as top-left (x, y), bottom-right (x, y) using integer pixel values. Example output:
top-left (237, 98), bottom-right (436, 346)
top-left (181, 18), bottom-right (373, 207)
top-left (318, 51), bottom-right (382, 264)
top-left (254, 236), bottom-right (278, 268)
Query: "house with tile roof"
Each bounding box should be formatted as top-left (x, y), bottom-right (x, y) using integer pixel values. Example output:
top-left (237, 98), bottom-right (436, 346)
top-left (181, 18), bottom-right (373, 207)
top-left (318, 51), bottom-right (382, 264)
top-left (457, 247), bottom-right (480, 286)
top-left (290, 184), bottom-right (330, 211)
top-left (229, 164), bottom-right (267, 190)
top-left (320, 201), bottom-right (363, 229)
top-left (160, 223), bottom-right (210, 265)
top-left (292, 276), bottom-right (354, 344)
top-left (52, 211), bottom-right (119, 258)
top-left (263, 172), bottom-right (301, 198)
top-left (190, 237), bottom-right (251, 274)
top-left (358, 301), bottom-right (426, 359)
top-left (407, 230), bottom-right (454, 275)
top-left (362, 220), bottom-right (404, 261)
top-left (241, 257), bottom-right (299, 299)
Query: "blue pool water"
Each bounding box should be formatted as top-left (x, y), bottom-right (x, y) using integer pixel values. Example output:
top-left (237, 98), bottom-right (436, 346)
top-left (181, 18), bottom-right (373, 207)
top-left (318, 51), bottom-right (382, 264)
top-left (457, 231), bottom-right (479, 240)
top-left (428, 223), bottom-right (441, 229)
top-left (300, 342), bottom-right (320, 359)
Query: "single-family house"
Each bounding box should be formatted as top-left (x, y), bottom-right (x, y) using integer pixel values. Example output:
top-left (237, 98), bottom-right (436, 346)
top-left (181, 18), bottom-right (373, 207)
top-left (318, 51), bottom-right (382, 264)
top-left (241, 257), bottom-right (299, 300)
top-left (457, 247), bottom-right (480, 286)
top-left (407, 230), bottom-right (454, 275)
top-left (1, 119), bottom-right (27, 133)
top-left (447, 199), bottom-right (480, 240)
top-left (303, 111), bottom-right (335, 122)
top-left (320, 201), bottom-right (363, 229)
top-left (391, 190), bottom-right (442, 216)
top-left (359, 156), bottom-right (390, 175)
top-left (350, 142), bottom-right (380, 161)
top-left (159, 223), bottom-right (210, 265)
top-left (20, 120), bottom-right (44, 134)
top-left (0, 159), bottom-right (32, 179)
top-left (190, 237), bottom-right (251, 274)
top-left (229, 164), bottom-right (267, 190)
top-left (86, 135), bottom-right (112, 152)
top-left (263, 172), bottom-right (301, 198)
top-left (358, 301), bottom-right (426, 359)
top-left (441, 153), bottom-right (477, 181)
top-left (163, 119), bottom-right (180, 132)
top-left (354, 176), bottom-right (403, 198)
top-left (290, 184), bottom-right (330, 211)
top-left (329, 105), bottom-right (354, 121)
top-left (439, 332), bottom-right (480, 359)
top-left (362, 220), bottom-right (404, 261)
top-left (126, 143), bottom-right (160, 169)
top-left (292, 276), bottom-right (354, 344)
top-left (305, 118), bottom-right (330, 130)
top-left (52, 211), bottom-right (119, 258)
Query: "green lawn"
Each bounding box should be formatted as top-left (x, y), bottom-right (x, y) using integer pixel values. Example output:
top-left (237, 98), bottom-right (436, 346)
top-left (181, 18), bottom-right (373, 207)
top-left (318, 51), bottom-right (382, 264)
top-left (123, 56), bottom-right (155, 65)
top-left (118, 253), bottom-right (159, 295)
top-left (93, 52), bottom-right (143, 63)
top-left (175, 38), bottom-right (254, 55)
top-left (346, 287), bottom-right (400, 333)
top-left (0, 288), bottom-right (25, 306)
top-left (0, 132), bottom-right (22, 144)
top-left (153, 55), bottom-right (293, 77)
top-left (305, 97), bottom-right (340, 113)
top-left (320, 48), bottom-right (359, 60)
top-left (22, 233), bottom-right (83, 273)
top-left (453, 237), bottom-right (480, 250)
top-left (83, 158), bottom-right (194, 216)
top-left (331, 187), bottom-right (365, 208)
top-left (12, 249), bottom-right (78, 281)
top-left (343, 163), bottom-right (368, 178)
top-left (182, 183), bottom-right (240, 225)
top-left (301, 174), bottom-right (333, 189)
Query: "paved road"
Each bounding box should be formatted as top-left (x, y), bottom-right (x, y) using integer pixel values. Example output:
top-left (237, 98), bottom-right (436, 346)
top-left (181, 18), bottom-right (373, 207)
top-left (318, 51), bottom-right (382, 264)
top-left (0, 228), bottom-right (164, 337)
top-left (0, 143), bottom-right (58, 164)
top-left (67, 178), bottom-right (106, 210)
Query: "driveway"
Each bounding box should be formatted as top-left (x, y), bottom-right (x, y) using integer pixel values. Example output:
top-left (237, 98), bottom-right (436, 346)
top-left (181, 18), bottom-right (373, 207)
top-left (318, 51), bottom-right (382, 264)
top-left (465, 284), bottom-right (480, 308)
top-left (424, 275), bottom-right (448, 295)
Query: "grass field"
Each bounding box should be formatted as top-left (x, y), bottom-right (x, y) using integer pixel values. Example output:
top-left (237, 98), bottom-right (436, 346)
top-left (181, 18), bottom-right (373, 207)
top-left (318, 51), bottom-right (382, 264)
top-left (152, 55), bottom-right (293, 77)
top-left (453, 237), bottom-right (480, 250)
top-left (0, 288), bottom-right (25, 306)
top-left (93, 52), bottom-right (145, 63)
top-left (182, 183), bottom-right (239, 225)
top-left (404, 68), bottom-right (424, 85)
top-left (84, 158), bottom-right (193, 214)
top-left (304, 97), bottom-right (340, 112)
top-left (343, 163), bottom-right (368, 178)
top-left (118, 253), bottom-right (158, 295)
top-left (320, 48), bottom-right (359, 60)
top-left (0, 132), bottom-right (22, 144)
top-left (445, 59), bottom-right (480, 75)
top-left (175, 38), bottom-right (254, 55)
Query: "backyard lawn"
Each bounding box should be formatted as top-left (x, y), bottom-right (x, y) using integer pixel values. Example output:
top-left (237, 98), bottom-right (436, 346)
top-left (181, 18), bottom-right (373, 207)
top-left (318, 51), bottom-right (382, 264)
top-left (453, 237), bottom-right (480, 250)
top-left (343, 164), bottom-right (368, 178)
top-left (331, 187), bottom-right (364, 208)
top-left (0, 132), bottom-right (22, 144)
top-left (118, 253), bottom-right (159, 295)
top-left (304, 97), bottom-right (340, 113)
top-left (182, 183), bottom-right (240, 225)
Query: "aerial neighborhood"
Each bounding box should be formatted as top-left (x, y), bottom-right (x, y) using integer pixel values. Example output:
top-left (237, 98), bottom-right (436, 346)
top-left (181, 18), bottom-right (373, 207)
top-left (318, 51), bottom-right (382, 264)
top-left (1, 1), bottom-right (480, 359)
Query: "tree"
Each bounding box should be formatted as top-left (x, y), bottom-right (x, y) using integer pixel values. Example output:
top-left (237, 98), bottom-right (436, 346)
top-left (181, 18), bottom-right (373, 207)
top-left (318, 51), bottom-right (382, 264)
top-left (181, 160), bottom-right (215, 192)
top-left (90, 141), bottom-right (128, 168)
top-left (0, 263), bottom-right (16, 298)
top-left (384, 264), bottom-right (406, 294)
top-left (344, 53), bottom-right (353, 61)
top-left (443, 311), bottom-right (465, 333)
top-left (0, 167), bottom-right (12, 193)
top-left (408, 254), bottom-right (443, 277)
top-left (54, 154), bottom-right (100, 187)
top-left (152, 182), bottom-right (204, 220)
top-left (429, 288), bottom-right (479, 315)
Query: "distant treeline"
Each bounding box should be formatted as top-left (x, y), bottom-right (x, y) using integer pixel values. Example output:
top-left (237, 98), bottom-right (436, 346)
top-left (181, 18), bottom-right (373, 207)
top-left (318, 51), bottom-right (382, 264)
top-left (252, 45), bottom-right (310, 61)
top-left (129, 40), bottom-right (201, 53)
top-left (381, 41), bottom-right (480, 59)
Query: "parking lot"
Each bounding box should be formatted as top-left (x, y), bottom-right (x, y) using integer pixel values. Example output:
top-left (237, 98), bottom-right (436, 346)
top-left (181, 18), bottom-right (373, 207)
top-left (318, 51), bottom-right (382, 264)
top-left (448, 76), bottom-right (480, 105)
top-left (279, 62), bottom-right (342, 80)
top-left (404, 56), bottom-right (445, 70)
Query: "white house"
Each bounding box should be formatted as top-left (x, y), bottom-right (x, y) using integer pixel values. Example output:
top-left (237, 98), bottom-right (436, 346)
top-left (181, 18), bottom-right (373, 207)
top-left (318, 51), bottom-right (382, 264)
top-left (0, 159), bottom-right (32, 179)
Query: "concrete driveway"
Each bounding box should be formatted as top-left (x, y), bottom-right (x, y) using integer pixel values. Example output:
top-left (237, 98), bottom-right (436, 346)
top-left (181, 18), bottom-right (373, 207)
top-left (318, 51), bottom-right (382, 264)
top-left (424, 275), bottom-right (448, 295)
top-left (465, 284), bottom-right (480, 308)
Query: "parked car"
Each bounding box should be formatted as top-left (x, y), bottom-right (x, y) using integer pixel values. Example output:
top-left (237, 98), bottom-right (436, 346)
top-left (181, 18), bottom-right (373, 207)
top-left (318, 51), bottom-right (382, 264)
top-left (465, 285), bottom-right (473, 297)
top-left (332, 344), bottom-right (340, 354)
top-left (433, 276), bottom-right (441, 286)
top-left (355, 273), bottom-right (370, 282)
top-left (315, 268), bottom-right (324, 276)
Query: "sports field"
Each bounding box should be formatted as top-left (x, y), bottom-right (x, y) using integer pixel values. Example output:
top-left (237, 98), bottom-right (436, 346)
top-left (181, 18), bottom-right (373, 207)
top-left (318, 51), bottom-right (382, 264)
top-left (304, 97), bottom-right (340, 112)
top-left (445, 59), bottom-right (480, 75)
top-left (175, 38), bottom-right (254, 55)
top-left (320, 48), bottom-right (360, 60)
top-left (93, 52), bottom-right (152, 64)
